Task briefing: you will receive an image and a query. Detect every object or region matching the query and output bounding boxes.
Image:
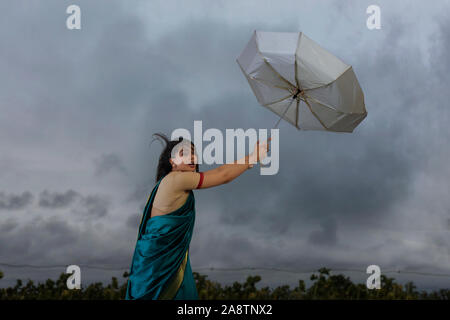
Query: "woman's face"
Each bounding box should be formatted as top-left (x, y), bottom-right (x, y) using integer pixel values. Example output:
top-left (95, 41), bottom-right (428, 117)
top-left (170, 143), bottom-right (198, 172)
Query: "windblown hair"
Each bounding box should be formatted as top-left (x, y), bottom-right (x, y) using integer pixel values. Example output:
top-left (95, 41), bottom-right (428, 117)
top-left (151, 133), bottom-right (199, 182)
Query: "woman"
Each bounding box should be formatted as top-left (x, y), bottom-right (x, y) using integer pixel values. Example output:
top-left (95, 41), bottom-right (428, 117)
top-left (125, 133), bottom-right (271, 300)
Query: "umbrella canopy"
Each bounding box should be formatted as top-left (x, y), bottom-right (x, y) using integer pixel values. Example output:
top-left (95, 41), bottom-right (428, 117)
top-left (236, 30), bottom-right (367, 132)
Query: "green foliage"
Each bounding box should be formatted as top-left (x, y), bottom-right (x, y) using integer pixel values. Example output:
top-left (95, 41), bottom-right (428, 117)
top-left (0, 268), bottom-right (448, 300)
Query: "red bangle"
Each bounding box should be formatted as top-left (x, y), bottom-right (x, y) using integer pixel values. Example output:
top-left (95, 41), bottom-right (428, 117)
top-left (196, 172), bottom-right (204, 189)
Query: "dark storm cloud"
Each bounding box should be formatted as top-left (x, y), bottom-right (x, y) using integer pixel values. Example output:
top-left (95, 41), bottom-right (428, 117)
top-left (73, 194), bottom-right (110, 218)
top-left (0, 214), bottom-right (133, 288)
top-left (308, 218), bottom-right (338, 246)
top-left (430, 15), bottom-right (450, 83)
top-left (38, 189), bottom-right (80, 208)
top-left (0, 217), bottom-right (78, 261)
top-left (0, 0), bottom-right (164, 146)
top-left (428, 14), bottom-right (450, 137)
top-left (126, 182), bottom-right (151, 204)
top-left (126, 213), bottom-right (141, 230)
top-left (93, 153), bottom-right (128, 177)
top-left (0, 219), bottom-right (19, 233)
top-left (0, 191), bottom-right (33, 210)
top-left (194, 229), bottom-right (267, 268)
top-left (40, 219), bottom-right (80, 247)
top-left (36, 188), bottom-right (110, 218)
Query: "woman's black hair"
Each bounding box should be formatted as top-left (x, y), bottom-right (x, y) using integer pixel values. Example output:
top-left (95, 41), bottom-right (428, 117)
top-left (151, 133), bottom-right (199, 182)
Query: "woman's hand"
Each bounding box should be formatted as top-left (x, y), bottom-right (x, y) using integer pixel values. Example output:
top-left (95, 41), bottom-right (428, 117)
top-left (190, 137), bottom-right (272, 189)
top-left (249, 137), bottom-right (272, 165)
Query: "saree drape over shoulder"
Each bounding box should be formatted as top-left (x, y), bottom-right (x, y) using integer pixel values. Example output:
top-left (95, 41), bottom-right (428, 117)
top-left (125, 174), bottom-right (199, 300)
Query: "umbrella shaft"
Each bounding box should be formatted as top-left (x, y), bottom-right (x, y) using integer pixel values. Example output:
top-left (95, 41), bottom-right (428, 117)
top-left (273, 97), bottom-right (296, 129)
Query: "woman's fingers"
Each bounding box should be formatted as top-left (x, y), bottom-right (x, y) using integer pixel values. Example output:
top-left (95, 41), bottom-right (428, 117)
top-left (252, 137), bottom-right (272, 163)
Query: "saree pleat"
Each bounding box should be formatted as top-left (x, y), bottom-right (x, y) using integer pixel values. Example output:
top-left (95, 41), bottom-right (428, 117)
top-left (125, 174), bottom-right (199, 300)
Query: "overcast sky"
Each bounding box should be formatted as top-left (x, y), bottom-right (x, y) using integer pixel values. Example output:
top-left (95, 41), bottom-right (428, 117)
top-left (1, 0), bottom-right (449, 292)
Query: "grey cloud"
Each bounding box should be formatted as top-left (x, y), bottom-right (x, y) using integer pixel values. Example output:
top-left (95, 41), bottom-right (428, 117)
top-left (93, 153), bottom-right (128, 177)
top-left (0, 217), bottom-right (76, 263)
top-left (73, 194), bottom-right (110, 218)
top-left (308, 219), bottom-right (338, 246)
top-left (126, 213), bottom-right (141, 230)
top-left (39, 218), bottom-right (80, 248)
top-left (0, 218), bottom-right (19, 233)
top-left (38, 190), bottom-right (80, 208)
top-left (0, 214), bottom-right (126, 266)
top-left (0, 217), bottom-right (79, 261)
top-left (33, 187), bottom-right (111, 220)
top-left (194, 230), bottom-right (266, 268)
top-left (431, 233), bottom-right (450, 256)
top-left (0, 191), bottom-right (33, 210)
top-left (0, 214), bottom-right (133, 288)
top-left (126, 179), bottom-right (155, 205)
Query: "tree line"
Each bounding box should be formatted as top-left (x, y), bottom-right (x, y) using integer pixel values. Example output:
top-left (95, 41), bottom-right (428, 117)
top-left (0, 268), bottom-right (448, 300)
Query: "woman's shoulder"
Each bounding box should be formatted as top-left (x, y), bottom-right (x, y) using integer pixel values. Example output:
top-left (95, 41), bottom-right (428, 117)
top-left (167, 171), bottom-right (199, 178)
top-left (161, 171), bottom-right (189, 185)
top-left (163, 171), bottom-right (201, 191)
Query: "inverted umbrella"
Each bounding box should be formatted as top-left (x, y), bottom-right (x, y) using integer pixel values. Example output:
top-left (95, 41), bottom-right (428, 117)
top-left (236, 30), bottom-right (367, 132)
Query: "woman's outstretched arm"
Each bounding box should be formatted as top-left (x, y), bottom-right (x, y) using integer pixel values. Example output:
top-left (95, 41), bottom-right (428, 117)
top-left (172, 138), bottom-right (271, 191)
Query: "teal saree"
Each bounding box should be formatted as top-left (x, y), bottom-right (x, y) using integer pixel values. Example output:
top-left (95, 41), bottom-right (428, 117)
top-left (125, 174), bottom-right (199, 300)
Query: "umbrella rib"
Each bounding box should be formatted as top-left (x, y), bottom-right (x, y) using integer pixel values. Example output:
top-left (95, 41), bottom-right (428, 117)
top-left (250, 76), bottom-right (292, 91)
top-left (273, 97), bottom-right (296, 129)
top-left (263, 93), bottom-right (294, 107)
top-left (237, 60), bottom-right (292, 106)
top-left (238, 58), bottom-right (294, 105)
top-left (303, 94), bottom-right (341, 113)
top-left (301, 96), bottom-right (329, 131)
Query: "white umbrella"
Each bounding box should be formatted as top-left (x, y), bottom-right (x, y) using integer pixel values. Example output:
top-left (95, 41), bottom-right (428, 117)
top-left (236, 30), bottom-right (367, 132)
